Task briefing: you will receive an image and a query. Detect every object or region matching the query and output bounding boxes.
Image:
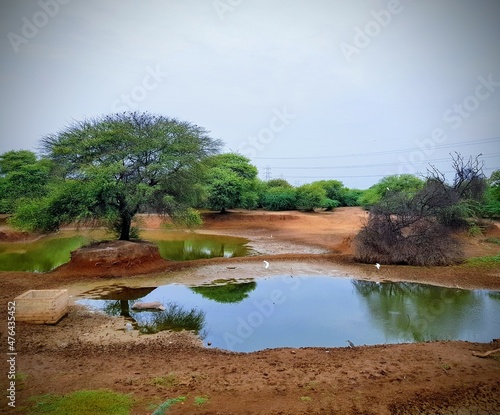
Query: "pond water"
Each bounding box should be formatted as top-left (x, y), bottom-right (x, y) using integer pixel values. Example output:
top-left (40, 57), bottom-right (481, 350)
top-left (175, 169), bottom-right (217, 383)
top-left (0, 231), bottom-right (250, 272)
top-left (78, 276), bottom-right (500, 352)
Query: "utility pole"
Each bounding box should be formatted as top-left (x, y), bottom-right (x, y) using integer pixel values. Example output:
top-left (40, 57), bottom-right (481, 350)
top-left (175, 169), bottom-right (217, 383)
top-left (264, 165), bottom-right (272, 181)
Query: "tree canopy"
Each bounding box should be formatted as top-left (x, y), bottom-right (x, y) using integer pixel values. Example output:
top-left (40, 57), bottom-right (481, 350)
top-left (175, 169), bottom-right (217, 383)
top-left (203, 153), bottom-right (259, 213)
top-left (0, 150), bottom-right (52, 213)
top-left (13, 112), bottom-right (222, 240)
top-left (358, 174), bottom-right (425, 208)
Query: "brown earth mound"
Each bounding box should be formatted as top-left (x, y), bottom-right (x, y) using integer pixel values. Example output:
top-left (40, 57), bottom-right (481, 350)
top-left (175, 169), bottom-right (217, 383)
top-left (54, 240), bottom-right (170, 276)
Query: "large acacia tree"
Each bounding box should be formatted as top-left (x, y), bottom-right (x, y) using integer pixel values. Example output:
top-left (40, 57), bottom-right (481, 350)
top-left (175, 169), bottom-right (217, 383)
top-left (30, 112), bottom-right (222, 240)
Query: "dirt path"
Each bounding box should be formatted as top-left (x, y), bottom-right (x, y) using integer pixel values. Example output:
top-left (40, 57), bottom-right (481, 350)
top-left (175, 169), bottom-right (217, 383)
top-left (1, 208), bottom-right (500, 414)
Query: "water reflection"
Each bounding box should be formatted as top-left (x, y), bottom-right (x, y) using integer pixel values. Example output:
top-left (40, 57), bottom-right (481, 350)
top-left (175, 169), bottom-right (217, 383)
top-left (97, 300), bottom-right (205, 334)
top-left (0, 231), bottom-right (250, 271)
top-left (191, 281), bottom-right (257, 303)
top-left (83, 285), bottom-right (205, 334)
top-left (78, 276), bottom-right (500, 352)
top-left (0, 236), bottom-right (86, 272)
top-left (152, 235), bottom-right (249, 260)
top-left (352, 280), bottom-right (486, 342)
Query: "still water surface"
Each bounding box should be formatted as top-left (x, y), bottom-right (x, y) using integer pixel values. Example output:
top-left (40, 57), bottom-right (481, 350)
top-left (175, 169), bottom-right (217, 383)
top-left (78, 276), bottom-right (500, 352)
top-left (0, 231), bottom-right (250, 272)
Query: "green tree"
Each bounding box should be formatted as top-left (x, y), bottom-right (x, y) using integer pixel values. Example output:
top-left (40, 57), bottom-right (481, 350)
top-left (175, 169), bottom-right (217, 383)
top-left (0, 150), bottom-right (52, 213)
top-left (479, 170), bottom-right (500, 218)
top-left (12, 112), bottom-right (221, 240)
top-left (266, 178), bottom-right (293, 188)
top-left (0, 150), bottom-right (37, 173)
top-left (314, 179), bottom-right (361, 208)
top-left (358, 174), bottom-right (425, 208)
top-left (295, 183), bottom-right (326, 212)
top-left (261, 186), bottom-right (297, 211)
top-left (204, 153), bottom-right (259, 213)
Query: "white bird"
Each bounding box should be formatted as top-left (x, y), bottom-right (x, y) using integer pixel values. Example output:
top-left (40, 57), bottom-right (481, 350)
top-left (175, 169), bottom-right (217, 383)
top-left (263, 260), bottom-right (269, 269)
top-left (375, 263), bottom-right (381, 270)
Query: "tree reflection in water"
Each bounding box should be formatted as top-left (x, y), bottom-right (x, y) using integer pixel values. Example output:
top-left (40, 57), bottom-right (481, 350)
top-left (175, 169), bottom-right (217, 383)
top-left (352, 280), bottom-right (483, 342)
top-left (153, 236), bottom-right (249, 261)
top-left (102, 300), bottom-right (205, 334)
top-left (190, 281), bottom-right (257, 303)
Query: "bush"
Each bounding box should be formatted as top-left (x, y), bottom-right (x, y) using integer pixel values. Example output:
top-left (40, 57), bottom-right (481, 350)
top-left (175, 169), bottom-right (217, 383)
top-left (262, 186), bottom-right (296, 211)
top-left (295, 183), bottom-right (326, 211)
top-left (321, 198), bottom-right (341, 211)
top-left (358, 174), bottom-right (425, 208)
top-left (354, 213), bottom-right (463, 266)
top-left (354, 155), bottom-right (486, 266)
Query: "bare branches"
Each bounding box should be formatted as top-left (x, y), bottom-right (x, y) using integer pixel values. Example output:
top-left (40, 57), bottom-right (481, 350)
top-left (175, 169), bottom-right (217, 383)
top-left (354, 153), bottom-right (486, 266)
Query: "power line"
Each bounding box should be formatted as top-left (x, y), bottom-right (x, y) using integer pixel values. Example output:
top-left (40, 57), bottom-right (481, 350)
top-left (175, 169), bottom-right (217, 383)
top-left (269, 153), bottom-right (500, 170)
top-left (281, 166), bottom-right (498, 180)
top-left (252, 136), bottom-right (500, 160)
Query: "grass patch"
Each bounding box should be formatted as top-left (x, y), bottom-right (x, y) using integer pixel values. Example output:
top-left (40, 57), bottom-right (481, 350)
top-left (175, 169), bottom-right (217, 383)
top-left (150, 373), bottom-right (178, 388)
top-left (15, 372), bottom-right (28, 390)
top-left (464, 254), bottom-right (500, 267)
top-left (194, 396), bottom-right (209, 406)
top-left (28, 390), bottom-right (133, 415)
top-left (484, 237), bottom-right (500, 245)
top-left (138, 302), bottom-right (205, 334)
top-left (300, 396), bottom-right (312, 402)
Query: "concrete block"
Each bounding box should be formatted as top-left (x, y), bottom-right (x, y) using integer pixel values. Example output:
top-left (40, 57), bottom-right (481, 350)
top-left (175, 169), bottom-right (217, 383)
top-left (14, 289), bottom-right (69, 324)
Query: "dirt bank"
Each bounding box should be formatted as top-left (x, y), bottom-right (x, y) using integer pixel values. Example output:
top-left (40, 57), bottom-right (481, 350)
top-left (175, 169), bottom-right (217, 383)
top-left (1, 208), bottom-right (499, 414)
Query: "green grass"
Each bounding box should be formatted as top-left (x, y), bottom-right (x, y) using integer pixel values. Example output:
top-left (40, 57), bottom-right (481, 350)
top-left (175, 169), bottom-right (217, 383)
top-left (484, 237), bottom-right (500, 245)
top-left (138, 302), bottom-right (205, 334)
top-left (194, 396), bottom-right (209, 406)
top-left (465, 253), bottom-right (500, 267)
top-left (15, 372), bottom-right (28, 390)
top-left (28, 390), bottom-right (133, 415)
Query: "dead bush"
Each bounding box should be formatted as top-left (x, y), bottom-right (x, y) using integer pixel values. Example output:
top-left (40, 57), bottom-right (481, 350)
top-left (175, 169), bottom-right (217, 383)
top-left (354, 213), bottom-right (462, 266)
top-left (354, 154), bottom-right (485, 266)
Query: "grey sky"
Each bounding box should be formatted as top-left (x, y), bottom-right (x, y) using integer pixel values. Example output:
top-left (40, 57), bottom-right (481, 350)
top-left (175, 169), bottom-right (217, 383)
top-left (1, 0), bottom-right (499, 188)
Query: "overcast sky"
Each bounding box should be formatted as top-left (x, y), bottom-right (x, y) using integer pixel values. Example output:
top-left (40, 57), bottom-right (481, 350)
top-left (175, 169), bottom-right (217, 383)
top-left (1, 0), bottom-right (499, 188)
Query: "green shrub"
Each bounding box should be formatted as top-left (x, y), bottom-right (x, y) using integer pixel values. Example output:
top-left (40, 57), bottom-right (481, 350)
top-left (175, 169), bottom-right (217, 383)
top-left (262, 186), bottom-right (296, 211)
top-left (321, 198), bottom-right (341, 211)
top-left (295, 183), bottom-right (326, 211)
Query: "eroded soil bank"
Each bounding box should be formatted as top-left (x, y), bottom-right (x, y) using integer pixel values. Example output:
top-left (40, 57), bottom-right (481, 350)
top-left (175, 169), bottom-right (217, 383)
top-left (1, 208), bottom-right (499, 414)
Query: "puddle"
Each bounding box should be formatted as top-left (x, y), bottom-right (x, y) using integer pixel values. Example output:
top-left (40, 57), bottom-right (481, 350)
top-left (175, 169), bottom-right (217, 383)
top-left (77, 276), bottom-right (500, 352)
top-left (143, 231), bottom-right (251, 261)
top-left (0, 230), bottom-right (250, 271)
top-left (0, 235), bottom-right (87, 272)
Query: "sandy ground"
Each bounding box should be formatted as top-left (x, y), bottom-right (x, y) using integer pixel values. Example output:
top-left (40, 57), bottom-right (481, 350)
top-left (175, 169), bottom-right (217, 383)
top-left (1, 207), bottom-right (500, 414)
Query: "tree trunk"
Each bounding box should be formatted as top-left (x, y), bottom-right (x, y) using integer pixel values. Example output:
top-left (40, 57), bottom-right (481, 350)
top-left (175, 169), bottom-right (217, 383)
top-left (119, 213), bottom-right (132, 241)
top-left (119, 300), bottom-right (130, 317)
